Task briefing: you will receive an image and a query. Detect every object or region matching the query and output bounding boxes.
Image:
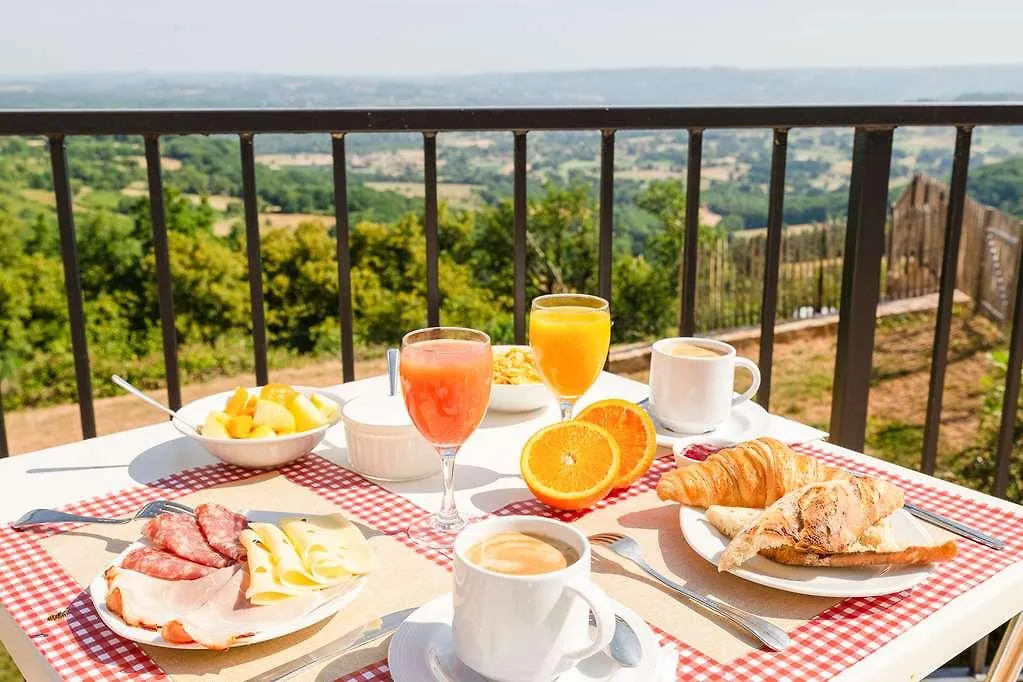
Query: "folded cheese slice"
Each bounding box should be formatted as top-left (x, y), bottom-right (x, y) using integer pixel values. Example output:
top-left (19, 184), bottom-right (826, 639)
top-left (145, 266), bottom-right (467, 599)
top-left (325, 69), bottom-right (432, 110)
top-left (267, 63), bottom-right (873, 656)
top-left (279, 514), bottom-right (377, 579)
top-left (240, 529), bottom-right (305, 605)
top-left (250, 522), bottom-right (322, 591)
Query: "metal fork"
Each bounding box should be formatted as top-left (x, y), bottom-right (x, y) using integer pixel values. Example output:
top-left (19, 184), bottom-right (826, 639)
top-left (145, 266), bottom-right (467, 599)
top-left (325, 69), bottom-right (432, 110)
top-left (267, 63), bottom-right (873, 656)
top-left (589, 532), bottom-right (791, 651)
top-left (11, 499), bottom-right (194, 530)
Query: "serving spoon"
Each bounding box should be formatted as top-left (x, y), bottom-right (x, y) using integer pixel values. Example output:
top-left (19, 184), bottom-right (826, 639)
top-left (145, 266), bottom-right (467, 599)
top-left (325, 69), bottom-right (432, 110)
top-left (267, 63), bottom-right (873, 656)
top-left (110, 374), bottom-right (200, 434)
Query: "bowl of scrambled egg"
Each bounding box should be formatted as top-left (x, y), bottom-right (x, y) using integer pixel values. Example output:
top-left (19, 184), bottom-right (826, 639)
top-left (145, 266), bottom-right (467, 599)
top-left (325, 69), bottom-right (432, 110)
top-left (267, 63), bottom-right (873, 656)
top-left (489, 345), bottom-right (551, 413)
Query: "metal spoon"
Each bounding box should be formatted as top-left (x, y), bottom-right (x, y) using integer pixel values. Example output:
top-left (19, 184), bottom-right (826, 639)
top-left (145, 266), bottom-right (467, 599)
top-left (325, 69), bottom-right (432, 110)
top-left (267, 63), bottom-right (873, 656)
top-left (590, 612), bottom-right (643, 668)
top-left (387, 348), bottom-right (400, 396)
top-left (111, 374), bottom-right (200, 433)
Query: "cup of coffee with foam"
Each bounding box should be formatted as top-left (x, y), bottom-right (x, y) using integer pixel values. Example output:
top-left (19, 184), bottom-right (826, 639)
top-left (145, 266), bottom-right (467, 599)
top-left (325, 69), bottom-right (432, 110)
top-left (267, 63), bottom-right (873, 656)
top-left (452, 516), bottom-right (617, 681)
top-left (649, 336), bottom-right (761, 433)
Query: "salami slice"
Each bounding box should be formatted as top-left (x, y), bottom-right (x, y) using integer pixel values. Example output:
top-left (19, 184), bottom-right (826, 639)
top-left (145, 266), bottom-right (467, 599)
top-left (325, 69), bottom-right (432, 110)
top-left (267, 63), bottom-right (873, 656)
top-left (143, 513), bottom-right (233, 568)
top-left (196, 503), bottom-right (249, 562)
top-left (122, 547), bottom-right (215, 580)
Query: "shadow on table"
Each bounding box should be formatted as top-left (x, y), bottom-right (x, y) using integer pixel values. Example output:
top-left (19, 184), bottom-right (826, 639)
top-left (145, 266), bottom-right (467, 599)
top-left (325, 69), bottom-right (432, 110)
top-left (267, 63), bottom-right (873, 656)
top-left (392, 465), bottom-right (509, 495)
top-left (470, 485), bottom-right (529, 513)
top-left (25, 464), bottom-right (128, 474)
top-left (127, 437), bottom-right (216, 486)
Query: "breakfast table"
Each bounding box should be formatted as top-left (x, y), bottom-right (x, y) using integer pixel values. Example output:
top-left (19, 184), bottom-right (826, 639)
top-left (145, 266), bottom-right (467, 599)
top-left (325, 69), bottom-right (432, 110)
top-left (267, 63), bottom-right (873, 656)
top-left (1, 371), bottom-right (1022, 681)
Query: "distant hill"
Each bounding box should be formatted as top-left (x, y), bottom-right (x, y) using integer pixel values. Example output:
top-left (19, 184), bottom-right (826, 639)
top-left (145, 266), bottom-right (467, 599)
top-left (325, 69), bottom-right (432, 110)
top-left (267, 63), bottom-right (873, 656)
top-left (3, 65), bottom-right (1023, 109)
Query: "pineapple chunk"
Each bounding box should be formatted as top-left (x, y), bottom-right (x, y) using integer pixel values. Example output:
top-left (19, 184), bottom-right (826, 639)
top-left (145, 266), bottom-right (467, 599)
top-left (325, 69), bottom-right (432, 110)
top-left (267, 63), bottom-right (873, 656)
top-left (202, 412), bottom-right (230, 438)
top-left (287, 394), bottom-right (329, 432)
top-left (310, 393), bottom-right (340, 421)
top-left (227, 414), bottom-right (254, 438)
top-left (252, 399), bottom-right (297, 434)
top-left (224, 387), bottom-right (250, 416)
top-left (247, 424), bottom-right (277, 439)
top-left (209, 410), bottom-right (231, 426)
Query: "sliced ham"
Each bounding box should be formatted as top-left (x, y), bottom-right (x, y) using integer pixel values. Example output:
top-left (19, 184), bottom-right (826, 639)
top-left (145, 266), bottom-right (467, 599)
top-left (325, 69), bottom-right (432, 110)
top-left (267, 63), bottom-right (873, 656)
top-left (159, 567), bottom-right (320, 650)
top-left (122, 547), bottom-right (215, 580)
top-left (195, 503), bottom-right (249, 562)
top-left (143, 513), bottom-right (232, 568)
top-left (104, 565), bottom-right (239, 630)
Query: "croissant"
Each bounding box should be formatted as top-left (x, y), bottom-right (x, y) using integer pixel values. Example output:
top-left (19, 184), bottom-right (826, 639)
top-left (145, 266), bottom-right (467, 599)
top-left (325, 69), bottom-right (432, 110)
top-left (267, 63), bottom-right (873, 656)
top-left (655, 437), bottom-right (846, 508)
top-left (706, 505), bottom-right (958, 568)
top-left (717, 476), bottom-right (906, 571)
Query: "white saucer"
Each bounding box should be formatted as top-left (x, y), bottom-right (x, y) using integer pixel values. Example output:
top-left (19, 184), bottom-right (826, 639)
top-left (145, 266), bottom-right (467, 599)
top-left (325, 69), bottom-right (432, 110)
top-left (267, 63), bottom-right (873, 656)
top-left (388, 593), bottom-right (661, 681)
top-left (640, 397), bottom-right (771, 449)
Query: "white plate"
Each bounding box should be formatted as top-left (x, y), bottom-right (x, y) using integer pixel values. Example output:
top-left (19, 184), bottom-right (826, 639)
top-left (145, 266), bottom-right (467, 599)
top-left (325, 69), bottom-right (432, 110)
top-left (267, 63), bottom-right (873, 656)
top-left (388, 593), bottom-right (661, 681)
top-left (88, 510), bottom-right (367, 649)
top-left (680, 505), bottom-right (937, 597)
top-left (640, 397), bottom-right (771, 449)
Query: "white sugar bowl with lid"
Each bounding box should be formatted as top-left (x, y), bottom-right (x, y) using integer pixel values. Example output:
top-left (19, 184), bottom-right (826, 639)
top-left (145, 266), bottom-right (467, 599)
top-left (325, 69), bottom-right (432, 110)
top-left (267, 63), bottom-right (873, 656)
top-left (341, 349), bottom-right (438, 482)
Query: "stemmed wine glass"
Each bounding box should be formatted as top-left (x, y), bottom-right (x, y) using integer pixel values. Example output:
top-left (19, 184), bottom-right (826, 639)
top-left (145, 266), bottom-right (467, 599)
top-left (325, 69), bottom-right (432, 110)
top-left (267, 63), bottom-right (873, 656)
top-left (399, 327), bottom-right (492, 548)
top-left (529, 294), bottom-right (611, 420)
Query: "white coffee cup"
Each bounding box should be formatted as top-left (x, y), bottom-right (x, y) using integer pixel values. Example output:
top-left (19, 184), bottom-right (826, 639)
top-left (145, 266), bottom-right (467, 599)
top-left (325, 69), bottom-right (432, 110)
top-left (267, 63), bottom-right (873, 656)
top-left (452, 516), bottom-right (617, 682)
top-left (649, 336), bottom-right (761, 434)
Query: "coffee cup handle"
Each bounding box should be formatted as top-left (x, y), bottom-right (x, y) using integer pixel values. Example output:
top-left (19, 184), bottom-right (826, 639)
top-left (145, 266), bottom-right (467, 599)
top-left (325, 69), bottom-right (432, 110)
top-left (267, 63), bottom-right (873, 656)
top-left (561, 579), bottom-right (616, 663)
top-left (732, 357), bottom-right (762, 407)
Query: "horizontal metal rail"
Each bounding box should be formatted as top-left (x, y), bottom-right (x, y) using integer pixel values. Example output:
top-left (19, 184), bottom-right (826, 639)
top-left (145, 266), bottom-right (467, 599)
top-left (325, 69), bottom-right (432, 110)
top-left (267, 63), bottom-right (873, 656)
top-left (3, 103), bottom-right (1023, 136)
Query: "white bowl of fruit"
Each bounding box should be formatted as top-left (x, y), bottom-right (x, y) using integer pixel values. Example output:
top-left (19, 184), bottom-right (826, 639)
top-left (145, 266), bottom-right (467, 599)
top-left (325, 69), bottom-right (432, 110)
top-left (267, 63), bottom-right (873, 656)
top-left (172, 383), bottom-right (342, 469)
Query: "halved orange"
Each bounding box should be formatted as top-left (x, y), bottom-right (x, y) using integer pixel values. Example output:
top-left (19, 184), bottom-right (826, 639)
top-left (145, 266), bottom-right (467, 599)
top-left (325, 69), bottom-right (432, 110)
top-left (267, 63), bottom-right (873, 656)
top-left (520, 421), bottom-right (621, 510)
top-left (576, 398), bottom-right (657, 488)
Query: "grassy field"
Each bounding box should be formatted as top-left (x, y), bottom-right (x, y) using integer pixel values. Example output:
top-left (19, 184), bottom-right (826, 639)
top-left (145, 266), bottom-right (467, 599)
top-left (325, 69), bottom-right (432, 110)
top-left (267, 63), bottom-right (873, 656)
top-left (363, 180), bottom-right (480, 208)
top-left (0, 645), bottom-right (18, 682)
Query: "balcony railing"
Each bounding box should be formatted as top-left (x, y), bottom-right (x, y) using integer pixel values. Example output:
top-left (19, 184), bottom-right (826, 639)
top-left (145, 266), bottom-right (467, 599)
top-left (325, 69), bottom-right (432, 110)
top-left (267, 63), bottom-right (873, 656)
top-left (2, 103), bottom-right (1023, 490)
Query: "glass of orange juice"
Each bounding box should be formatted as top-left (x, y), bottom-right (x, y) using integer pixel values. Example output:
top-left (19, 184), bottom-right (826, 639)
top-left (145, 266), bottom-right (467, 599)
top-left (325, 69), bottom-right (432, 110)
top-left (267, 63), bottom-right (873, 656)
top-left (529, 294), bottom-right (611, 420)
top-left (400, 326), bottom-right (492, 548)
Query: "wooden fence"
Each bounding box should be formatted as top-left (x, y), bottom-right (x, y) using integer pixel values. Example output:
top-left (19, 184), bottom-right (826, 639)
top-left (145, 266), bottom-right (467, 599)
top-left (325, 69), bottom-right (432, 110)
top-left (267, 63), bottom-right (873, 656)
top-left (693, 174), bottom-right (1023, 334)
top-left (888, 174), bottom-right (1023, 325)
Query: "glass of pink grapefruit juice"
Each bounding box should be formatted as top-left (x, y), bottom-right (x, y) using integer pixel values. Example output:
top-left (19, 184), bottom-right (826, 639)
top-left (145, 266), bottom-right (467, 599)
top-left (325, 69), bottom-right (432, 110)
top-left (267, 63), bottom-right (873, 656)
top-left (399, 326), bottom-right (492, 548)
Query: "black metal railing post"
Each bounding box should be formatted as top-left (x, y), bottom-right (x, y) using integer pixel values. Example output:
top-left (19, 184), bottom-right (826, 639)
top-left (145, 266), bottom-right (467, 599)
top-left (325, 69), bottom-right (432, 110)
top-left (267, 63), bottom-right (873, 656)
top-left (758, 128), bottom-right (789, 409)
top-left (239, 134), bottom-right (269, 385)
top-left (513, 131), bottom-right (528, 344)
top-left (680, 129), bottom-right (704, 335)
top-left (331, 133), bottom-right (356, 382)
top-left (830, 128), bottom-right (894, 451)
top-left (423, 132), bottom-right (440, 327)
top-left (994, 231), bottom-right (1023, 497)
top-left (144, 135), bottom-right (181, 410)
top-left (49, 135), bottom-right (97, 439)
top-left (921, 127), bottom-right (973, 474)
top-left (598, 130), bottom-right (615, 305)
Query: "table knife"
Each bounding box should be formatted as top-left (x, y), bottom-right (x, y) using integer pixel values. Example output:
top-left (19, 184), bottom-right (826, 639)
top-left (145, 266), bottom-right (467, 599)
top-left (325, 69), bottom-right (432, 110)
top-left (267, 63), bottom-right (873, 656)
top-left (904, 502), bottom-right (1004, 550)
top-left (246, 607), bottom-right (416, 682)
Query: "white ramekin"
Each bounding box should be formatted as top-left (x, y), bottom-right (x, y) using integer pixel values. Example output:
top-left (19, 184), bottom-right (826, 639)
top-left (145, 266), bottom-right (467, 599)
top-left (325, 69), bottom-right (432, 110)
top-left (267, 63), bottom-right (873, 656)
top-left (341, 394), bottom-right (439, 481)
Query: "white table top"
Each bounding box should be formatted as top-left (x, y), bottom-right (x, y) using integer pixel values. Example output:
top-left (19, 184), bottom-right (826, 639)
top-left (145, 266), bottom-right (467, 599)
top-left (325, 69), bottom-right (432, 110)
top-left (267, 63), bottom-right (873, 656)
top-left (1, 372), bottom-right (1022, 681)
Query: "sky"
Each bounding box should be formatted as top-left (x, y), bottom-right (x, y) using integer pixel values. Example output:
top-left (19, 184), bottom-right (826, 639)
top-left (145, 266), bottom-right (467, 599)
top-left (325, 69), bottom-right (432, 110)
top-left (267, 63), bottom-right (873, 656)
top-left (3, 0), bottom-right (1023, 76)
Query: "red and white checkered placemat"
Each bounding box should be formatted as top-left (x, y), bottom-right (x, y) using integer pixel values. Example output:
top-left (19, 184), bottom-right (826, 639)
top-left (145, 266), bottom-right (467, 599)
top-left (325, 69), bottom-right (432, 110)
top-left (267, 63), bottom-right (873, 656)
top-left (2, 444), bottom-right (1022, 681)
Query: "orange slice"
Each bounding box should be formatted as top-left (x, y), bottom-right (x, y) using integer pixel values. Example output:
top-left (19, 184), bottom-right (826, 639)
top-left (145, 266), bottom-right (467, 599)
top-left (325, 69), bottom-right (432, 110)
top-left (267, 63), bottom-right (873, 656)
top-left (576, 399), bottom-right (657, 488)
top-left (520, 421), bottom-right (621, 510)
